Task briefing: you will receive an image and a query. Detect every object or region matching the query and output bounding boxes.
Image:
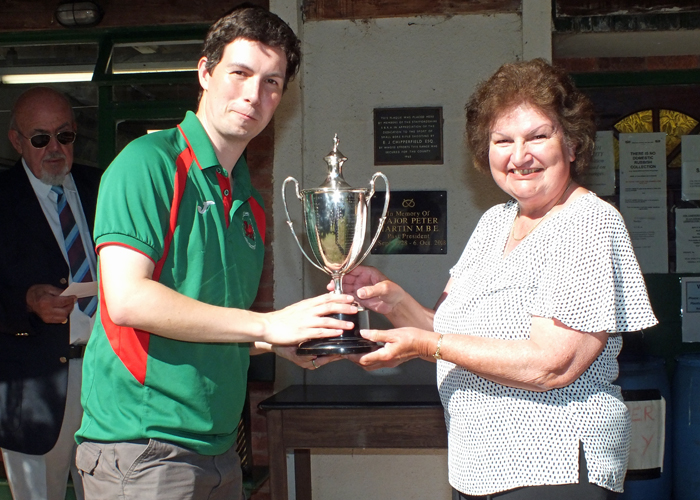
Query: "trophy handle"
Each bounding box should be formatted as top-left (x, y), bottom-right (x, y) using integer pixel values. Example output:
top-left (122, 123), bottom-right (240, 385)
top-left (281, 176), bottom-right (328, 275)
top-left (347, 172), bottom-right (390, 274)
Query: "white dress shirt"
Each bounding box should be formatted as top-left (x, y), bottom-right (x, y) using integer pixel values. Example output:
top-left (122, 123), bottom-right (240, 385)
top-left (23, 160), bottom-right (96, 344)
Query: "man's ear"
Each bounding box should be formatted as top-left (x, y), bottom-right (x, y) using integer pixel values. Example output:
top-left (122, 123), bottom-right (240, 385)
top-left (198, 57), bottom-right (210, 91)
top-left (8, 129), bottom-right (23, 156)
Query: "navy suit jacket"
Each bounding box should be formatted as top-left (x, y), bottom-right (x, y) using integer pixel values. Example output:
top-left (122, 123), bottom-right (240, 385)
top-left (0, 161), bottom-right (101, 455)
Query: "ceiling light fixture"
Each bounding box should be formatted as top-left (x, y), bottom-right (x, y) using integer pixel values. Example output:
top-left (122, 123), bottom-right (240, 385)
top-left (0, 66), bottom-right (94, 84)
top-left (55, 1), bottom-right (104, 28)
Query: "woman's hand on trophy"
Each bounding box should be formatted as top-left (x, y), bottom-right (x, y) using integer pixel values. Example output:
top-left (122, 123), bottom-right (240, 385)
top-left (329, 266), bottom-right (405, 316)
top-left (346, 327), bottom-right (433, 370)
top-left (261, 293), bottom-right (357, 345)
top-left (272, 345), bottom-right (342, 370)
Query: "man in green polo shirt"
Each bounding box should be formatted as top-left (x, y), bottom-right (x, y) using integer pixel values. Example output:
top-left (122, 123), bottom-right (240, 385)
top-left (75, 5), bottom-right (355, 499)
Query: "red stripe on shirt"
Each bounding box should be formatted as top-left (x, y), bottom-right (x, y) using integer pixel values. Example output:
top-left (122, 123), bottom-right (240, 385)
top-left (248, 197), bottom-right (266, 245)
top-left (153, 146), bottom-right (193, 281)
top-left (100, 144), bottom-right (194, 385)
top-left (98, 258), bottom-right (151, 385)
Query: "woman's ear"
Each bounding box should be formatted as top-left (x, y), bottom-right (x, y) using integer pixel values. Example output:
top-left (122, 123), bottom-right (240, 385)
top-left (567, 141), bottom-right (576, 163)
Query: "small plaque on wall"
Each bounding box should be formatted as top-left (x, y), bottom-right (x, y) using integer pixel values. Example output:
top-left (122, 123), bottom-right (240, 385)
top-left (374, 107), bottom-right (443, 165)
top-left (370, 190), bottom-right (447, 254)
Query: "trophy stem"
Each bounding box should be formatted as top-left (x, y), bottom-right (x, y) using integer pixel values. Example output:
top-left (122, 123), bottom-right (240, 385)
top-left (332, 274), bottom-right (343, 294)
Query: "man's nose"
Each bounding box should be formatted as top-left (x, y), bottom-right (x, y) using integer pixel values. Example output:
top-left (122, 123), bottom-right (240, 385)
top-left (243, 78), bottom-right (263, 104)
top-left (46, 135), bottom-right (63, 151)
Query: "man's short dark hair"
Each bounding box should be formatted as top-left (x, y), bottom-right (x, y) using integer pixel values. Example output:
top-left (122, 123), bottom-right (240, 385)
top-left (202, 3), bottom-right (301, 90)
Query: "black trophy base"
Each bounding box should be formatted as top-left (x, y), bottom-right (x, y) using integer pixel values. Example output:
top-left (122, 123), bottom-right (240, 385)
top-left (296, 311), bottom-right (376, 356)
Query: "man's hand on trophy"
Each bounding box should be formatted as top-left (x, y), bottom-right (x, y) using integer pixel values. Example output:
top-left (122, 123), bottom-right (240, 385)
top-left (329, 266), bottom-right (405, 316)
top-left (272, 345), bottom-right (342, 370)
top-left (261, 293), bottom-right (357, 345)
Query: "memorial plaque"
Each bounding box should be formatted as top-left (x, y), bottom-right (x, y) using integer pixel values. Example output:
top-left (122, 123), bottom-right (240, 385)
top-left (370, 191), bottom-right (447, 254)
top-left (374, 107), bottom-right (443, 165)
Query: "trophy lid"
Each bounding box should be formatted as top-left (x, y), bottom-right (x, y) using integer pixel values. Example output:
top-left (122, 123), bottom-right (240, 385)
top-left (319, 134), bottom-right (352, 190)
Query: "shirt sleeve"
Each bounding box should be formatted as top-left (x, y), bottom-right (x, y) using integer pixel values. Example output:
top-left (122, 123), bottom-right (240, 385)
top-left (530, 198), bottom-right (657, 333)
top-left (94, 133), bottom-right (176, 263)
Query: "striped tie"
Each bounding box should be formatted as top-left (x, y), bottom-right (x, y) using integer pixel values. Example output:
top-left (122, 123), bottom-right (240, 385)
top-left (51, 186), bottom-right (97, 317)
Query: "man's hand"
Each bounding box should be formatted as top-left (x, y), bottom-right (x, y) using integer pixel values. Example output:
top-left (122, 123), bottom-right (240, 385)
top-left (272, 345), bottom-right (342, 370)
top-left (261, 293), bottom-right (358, 346)
top-left (26, 284), bottom-right (76, 324)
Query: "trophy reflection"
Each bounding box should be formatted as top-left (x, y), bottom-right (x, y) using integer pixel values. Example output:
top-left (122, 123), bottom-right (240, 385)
top-left (282, 135), bottom-right (390, 355)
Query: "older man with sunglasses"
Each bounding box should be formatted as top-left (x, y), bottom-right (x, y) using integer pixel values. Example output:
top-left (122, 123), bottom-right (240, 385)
top-left (0, 86), bottom-right (101, 500)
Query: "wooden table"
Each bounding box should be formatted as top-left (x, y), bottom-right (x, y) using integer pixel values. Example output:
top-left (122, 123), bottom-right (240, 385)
top-left (258, 384), bottom-right (447, 500)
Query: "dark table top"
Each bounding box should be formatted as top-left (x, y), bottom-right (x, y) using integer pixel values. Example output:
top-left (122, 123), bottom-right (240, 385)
top-left (258, 384), bottom-right (442, 410)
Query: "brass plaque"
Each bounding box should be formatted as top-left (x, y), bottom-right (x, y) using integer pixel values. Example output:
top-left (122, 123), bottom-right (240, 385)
top-left (374, 107), bottom-right (443, 165)
top-left (370, 191), bottom-right (447, 254)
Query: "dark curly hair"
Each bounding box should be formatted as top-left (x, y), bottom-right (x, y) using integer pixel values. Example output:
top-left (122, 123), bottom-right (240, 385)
top-left (465, 58), bottom-right (596, 180)
top-left (201, 3), bottom-right (301, 91)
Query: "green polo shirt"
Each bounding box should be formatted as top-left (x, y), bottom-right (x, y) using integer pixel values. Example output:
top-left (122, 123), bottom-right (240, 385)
top-left (76, 111), bottom-right (265, 455)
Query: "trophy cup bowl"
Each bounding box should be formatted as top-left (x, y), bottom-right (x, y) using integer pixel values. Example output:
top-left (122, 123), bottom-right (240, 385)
top-left (282, 134), bottom-right (390, 355)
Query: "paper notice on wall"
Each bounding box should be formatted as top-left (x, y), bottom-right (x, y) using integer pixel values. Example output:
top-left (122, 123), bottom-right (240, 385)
top-left (681, 135), bottom-right (700, 201)
top-left (676, 209), bottom-right (700, 273)
top-left (582, 131), bottom-right (616, 196)
top-left (619, 133), bottom-right (668, 273)
top-left (625, 397), bottom-right (666, 471)
top-left (681, 277), bottom-right (700, 342)
top-left (621, 208), bottom-right (668, 274)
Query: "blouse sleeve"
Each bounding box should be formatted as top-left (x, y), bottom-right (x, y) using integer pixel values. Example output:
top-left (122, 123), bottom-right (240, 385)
top-left (530, 198), bottom-right (657, 333)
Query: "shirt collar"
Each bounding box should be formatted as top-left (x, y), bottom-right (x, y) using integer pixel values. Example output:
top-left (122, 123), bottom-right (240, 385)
top-left (179, 111), bottom-right (253, 201)
top-left (178, 111), bottom-right (220, 171)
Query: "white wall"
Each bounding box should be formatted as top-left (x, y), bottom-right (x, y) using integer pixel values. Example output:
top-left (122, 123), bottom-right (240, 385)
top-left (269, 1), bottom-right (551, 498)
top-left (273, 10), bottom-right (522, 387)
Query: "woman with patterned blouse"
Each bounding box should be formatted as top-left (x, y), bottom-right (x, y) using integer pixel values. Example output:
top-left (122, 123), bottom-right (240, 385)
top-left (340, 59), bottom-right (658, 499)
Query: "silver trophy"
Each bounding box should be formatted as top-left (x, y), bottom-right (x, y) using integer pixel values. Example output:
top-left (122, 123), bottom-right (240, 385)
top-left (282, 134), bottom-right (390, 355)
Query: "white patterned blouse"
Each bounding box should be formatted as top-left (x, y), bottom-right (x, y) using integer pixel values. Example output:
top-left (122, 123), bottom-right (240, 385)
top-left (433, 192), bottom-right (658, 496)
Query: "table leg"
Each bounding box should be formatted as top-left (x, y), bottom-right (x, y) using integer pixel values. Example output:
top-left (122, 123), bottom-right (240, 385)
top-left (266, 410), bottom-right (288, 500)
top-left (294, 449), bottom-right (312, 500)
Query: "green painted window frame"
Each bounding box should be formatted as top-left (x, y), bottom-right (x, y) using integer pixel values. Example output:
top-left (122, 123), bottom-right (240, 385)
top-left (0, 25), bottom-right (208, 169)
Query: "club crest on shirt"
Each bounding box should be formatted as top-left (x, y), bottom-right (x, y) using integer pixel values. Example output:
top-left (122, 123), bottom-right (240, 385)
top-left (241, 211), bottom-right (257, 249)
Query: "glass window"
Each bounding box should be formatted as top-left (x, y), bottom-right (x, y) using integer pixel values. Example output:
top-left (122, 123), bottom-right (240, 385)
top-left (111, 40), bottom-right (202, 75)
top-left (0, 43), bottom-right (99, 84)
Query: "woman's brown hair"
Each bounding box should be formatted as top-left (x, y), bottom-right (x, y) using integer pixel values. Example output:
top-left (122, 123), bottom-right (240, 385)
top-left (465, 58), bottom-right (596, 180)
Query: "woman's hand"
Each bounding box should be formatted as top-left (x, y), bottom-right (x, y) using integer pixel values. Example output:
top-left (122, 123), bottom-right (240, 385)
top-left (327, 266), bottom-right (405, 315)
top-left (346, 327), bottom-right (438, 371)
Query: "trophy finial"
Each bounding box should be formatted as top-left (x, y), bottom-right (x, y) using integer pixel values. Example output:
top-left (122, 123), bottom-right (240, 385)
top-left (322, 134), bottom-right (350, 189)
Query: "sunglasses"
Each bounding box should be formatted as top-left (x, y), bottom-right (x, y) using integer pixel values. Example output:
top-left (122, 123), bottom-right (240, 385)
top-left (18, 131), bottom-right (77, 149)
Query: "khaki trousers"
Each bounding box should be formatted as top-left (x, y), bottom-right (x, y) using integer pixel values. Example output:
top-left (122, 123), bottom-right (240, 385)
top-left (76, 438), bottom-right (244, 500)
